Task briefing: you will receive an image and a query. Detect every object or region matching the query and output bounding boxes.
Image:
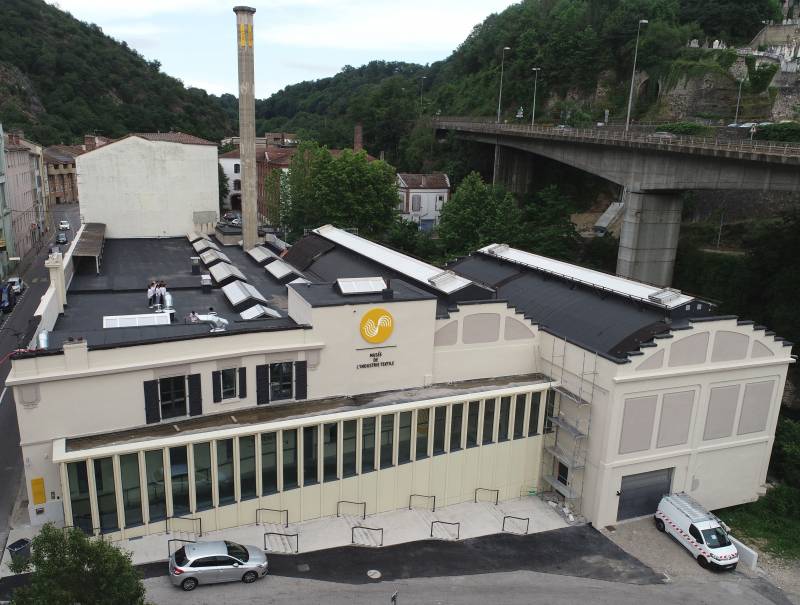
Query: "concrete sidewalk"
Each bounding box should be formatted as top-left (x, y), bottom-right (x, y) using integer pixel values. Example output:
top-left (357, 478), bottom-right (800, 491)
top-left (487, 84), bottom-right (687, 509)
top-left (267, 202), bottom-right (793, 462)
top-left (0, 496), bottom-right (566, 575)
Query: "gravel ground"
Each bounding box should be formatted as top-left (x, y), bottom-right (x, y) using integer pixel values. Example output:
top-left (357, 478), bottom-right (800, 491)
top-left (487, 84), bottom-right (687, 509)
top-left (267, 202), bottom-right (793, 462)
top-left (601, 517), bottom-right (800, 605)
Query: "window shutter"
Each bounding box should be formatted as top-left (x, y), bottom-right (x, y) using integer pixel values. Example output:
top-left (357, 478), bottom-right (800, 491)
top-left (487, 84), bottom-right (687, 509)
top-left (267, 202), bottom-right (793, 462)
top-left (212, 371), bottom-right (222, 403)
top-left (294, 361), bottom-right (307, 400)
top-left (144, 380), bottom-right (160, 424)
top-left (256, 364), bottom-right (269, 405)
top-left (188, 374), bottom-right (202, 416)
top-left (238, 367), bottom-right (247, 399)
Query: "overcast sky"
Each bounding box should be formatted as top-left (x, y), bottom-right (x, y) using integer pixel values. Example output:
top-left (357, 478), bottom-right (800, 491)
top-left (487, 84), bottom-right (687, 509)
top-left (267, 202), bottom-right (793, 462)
top-left (49, 0), bottom-right (518, 98)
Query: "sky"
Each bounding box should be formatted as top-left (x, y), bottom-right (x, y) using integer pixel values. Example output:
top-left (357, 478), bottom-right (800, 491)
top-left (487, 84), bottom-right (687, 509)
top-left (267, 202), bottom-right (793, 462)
top-left (48, 0), bottom-right (518, 99)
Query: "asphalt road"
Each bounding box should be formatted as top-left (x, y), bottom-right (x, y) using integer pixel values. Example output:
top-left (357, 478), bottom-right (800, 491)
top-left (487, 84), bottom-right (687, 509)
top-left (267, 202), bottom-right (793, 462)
top-left (0, 203), bottom-right (80, 554)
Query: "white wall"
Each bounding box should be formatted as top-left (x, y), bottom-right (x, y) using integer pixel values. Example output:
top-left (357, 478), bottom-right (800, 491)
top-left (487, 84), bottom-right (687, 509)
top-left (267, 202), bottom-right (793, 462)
top-left (219, 157), bottom-right (240, 208)
top-left (77, 137), bottom-right (218, 238)
top-left (399, 188), bottom-right (449, 227)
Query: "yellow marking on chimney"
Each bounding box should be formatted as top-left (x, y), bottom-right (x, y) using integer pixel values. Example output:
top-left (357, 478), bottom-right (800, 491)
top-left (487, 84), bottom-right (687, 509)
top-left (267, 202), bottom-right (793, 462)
top-left (248, 24), bottom-right (254, 47)
top-left (239, 23), bottom-right (246, 48)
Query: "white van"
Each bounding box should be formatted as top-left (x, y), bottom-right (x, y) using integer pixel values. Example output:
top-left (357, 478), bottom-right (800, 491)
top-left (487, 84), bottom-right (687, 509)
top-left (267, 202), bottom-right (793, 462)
top-left (655, 492), bottom-right (738, 570)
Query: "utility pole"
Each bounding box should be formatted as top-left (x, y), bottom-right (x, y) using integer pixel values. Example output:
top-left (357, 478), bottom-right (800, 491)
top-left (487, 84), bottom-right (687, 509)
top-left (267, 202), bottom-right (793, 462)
top-left (418, 76), bottom-right (427, 116)
top-left (734, 77), bottom-right (745, 125)
top-left (493, 46), bottom-right (510, 186)
top-left (530, 67), bottom-right (541, 126)
top-left (625, 19), bottom-right (648, 132)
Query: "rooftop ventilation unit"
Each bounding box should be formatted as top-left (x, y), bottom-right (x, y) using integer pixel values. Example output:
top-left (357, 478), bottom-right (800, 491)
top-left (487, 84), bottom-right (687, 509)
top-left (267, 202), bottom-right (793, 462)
top-left (209, 262), bottom-right (247, 285)
top-left (246, 245), bottom-right (280, 266)
top-left (485, 243), bottom-right (510, 256)
top-left (289, 277), bottom-right (310, 285)
top-left (336, 277), bottom-right (387, 295)
top-left (193, 239), bottom-right (220, 254)
top-left (187, 231), bottom-right (211, 244)
top-left (427, 270), bottom-right (463, 291)
top-left (647, 288), bottom-right (682, 305)
top-left (222, 280), bottom-right (268, 308)
top-left (200, 249), bottom-right (232, 267)
top-left (240, 304), bottom-right (282, 320)
top-left (103, 313), bottom-right (172, 328)
top-left (265, 258), bottom-right (297, 281)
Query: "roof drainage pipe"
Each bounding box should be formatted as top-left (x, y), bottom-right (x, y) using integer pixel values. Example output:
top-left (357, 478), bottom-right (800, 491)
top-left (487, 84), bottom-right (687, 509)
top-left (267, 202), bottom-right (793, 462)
top-left (196, 315), bottom-right (229, 332)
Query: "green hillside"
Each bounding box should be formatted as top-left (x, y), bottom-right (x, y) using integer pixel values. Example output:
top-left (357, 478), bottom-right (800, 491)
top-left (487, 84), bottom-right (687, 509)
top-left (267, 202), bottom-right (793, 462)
top-left (0, 0), bottom-right (230, 145)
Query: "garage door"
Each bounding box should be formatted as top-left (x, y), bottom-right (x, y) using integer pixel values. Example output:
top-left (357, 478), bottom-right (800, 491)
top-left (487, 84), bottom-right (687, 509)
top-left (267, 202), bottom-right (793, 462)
top-left (616, 468), bottom-right (673, 521)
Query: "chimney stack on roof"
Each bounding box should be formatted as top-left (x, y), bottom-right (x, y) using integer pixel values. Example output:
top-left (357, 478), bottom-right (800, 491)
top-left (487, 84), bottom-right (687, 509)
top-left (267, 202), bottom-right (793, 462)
top-left (234, 6), bottom-right (259, 251)
top-left (354, 123), bottom-right (363, 152)
top-left (84, 135), bottom-right (96, 151)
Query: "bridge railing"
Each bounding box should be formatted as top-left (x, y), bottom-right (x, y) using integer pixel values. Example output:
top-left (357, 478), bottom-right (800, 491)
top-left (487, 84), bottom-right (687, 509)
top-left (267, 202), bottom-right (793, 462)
top-left (432, 118), bottom-right (800, 159)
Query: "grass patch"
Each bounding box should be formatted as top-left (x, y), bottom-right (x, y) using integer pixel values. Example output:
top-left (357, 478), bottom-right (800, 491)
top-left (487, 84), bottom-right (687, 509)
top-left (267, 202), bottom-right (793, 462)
top-left (716, 485), bottom-right (800, 560)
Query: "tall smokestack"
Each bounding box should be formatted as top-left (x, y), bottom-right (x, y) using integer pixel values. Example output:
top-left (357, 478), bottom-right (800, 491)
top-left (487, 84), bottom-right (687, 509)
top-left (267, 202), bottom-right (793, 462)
top-left (353, 123), bottom-right (363, 152)
top-left (234, 6), bottom-right (258, 251)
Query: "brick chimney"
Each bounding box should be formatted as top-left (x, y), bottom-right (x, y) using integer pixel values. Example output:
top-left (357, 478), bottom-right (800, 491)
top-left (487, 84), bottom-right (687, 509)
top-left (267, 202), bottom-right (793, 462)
top-left (353, 123), bottom-right (363, 152)
top-left (84, 135), bottom-right (96, 151)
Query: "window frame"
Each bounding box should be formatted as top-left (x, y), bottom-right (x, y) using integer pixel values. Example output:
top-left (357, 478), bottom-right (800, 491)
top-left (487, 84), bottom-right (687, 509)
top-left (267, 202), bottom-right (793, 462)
top-left (158, 375), bottom-right (188, 420)
top-left (220, 368), bottom-right (238, 400)
top-left (269, 362), bottom-right (294, 402)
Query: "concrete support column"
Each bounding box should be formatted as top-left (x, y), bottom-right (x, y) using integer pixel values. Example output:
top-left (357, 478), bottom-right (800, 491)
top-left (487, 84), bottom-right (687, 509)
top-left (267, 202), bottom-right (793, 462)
top-left (45, 252), bottom-right (66, 312)
top-left (616, 190), bottom-right (683, 287)
top-left (234, 6), bottom-right (258, 251)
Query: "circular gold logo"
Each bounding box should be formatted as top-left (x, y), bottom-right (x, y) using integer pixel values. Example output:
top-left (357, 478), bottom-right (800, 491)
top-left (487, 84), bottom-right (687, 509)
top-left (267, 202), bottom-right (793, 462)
top-left (360, 308), bottom-right (394, 344)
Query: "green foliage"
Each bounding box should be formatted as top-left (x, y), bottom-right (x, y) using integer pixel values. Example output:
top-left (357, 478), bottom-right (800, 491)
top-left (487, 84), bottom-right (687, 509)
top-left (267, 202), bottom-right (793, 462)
top-left (755, 122), bottom-right (800, 142)
top-left (218, 163), bottom-right (230, 211)
top-left (656, 121), bottom-right (713, 136)
top-left (0, 0), bottom-right (229, 145)
top-left (771, 418), bottom-right (800, 488)
top-left (717, 485), bottom-right (800, 559)
top-left (282, 142), bottom-right (398, 240)
top-left (679, 0), bottom-right (781, 42)
top-left (745, 56), bottom-right (779, 93)
top-left (9, 524), bottom-right (147, 605)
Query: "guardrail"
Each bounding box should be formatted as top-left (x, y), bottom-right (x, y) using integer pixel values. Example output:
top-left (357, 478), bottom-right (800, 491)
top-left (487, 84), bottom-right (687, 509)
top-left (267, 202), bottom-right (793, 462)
top-left (502, 515), bottom-right (530, 535)
top-left (256, 508), bottom-right (289, 528)
top-left (433, 119), bottom-right (800, 159)
top-left (337, 500), bottom-right (367, 520)
top-left (263, 531), bottom-right (299, 554)
top-left (409, 494), bottom-right (436, 512)
top-left (474, 487), bottom-right (499, 505)
top-left (430, 520), bottom-right (460, 540)
top-left (166, 515), bottom-right (202, 537)
top-left (167, 538), bottom-right (196, 561)
top-left (351, 525), bottom-right (384, 547)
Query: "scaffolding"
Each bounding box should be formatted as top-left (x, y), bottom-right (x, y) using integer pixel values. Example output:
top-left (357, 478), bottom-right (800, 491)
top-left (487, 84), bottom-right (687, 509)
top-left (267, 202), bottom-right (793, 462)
top-left (539, 335), bottom-right (597, 518)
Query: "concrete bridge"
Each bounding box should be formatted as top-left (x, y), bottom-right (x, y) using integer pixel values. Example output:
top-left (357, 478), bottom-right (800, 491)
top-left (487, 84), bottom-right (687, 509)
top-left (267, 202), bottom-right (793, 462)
top-left (434, 118), bottom-right (800, 286)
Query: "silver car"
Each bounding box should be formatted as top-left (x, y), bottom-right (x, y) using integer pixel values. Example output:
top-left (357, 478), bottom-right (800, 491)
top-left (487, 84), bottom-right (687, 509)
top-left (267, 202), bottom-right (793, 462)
top-left (168, 540), bottom-right (268, 591)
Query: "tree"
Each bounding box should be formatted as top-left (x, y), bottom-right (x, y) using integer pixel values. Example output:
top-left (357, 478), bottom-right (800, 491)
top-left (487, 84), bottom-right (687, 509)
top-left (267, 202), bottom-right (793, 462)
top-left (282, 141), bottom-right (398, 239)
top-left (218, 163), bottom-right (230, 213)
top-left (9, 524), bottom-right (147, 605)
top-left (517, 185), bottom-right (581, 260)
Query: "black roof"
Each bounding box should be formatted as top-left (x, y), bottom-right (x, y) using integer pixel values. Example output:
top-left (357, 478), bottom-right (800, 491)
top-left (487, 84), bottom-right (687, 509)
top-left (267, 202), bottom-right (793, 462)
top-left (289, 280), bottom-right (436, 308)
top-left (449, 253), bottom-right (673, 362)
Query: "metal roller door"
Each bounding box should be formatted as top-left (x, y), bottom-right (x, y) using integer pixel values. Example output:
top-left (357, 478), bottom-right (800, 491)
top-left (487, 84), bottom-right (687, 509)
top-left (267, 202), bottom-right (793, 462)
top-left (616, 468), bottom-right (673, 521)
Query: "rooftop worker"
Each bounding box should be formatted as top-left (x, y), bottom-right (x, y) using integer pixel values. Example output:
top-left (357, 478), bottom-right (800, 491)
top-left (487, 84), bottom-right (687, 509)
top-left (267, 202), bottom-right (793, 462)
top-left (156, 281), bottom-right (167, 307)
top-left (188, 310), bottom-right (199, 323)
top-left (147, 281), bottom-right (156, 308)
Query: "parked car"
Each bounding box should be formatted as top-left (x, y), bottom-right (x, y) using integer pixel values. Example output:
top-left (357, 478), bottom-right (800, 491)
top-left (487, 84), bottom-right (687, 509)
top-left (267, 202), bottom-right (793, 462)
top-left (58, 220), bottom-right (70, 230)
top-left (7, 276), bottom-right (25, 294)
top-left (56, 232), bottom-right (68, 245)
top-left (169, 540), bottom-right (268, 591)
top-left (655, 492), bottom-right (738, 570)
top-left (1, 283), bottom-right (17, 313)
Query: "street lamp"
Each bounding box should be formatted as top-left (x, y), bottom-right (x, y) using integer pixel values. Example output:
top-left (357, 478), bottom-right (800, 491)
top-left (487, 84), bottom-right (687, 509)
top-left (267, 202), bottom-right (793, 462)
top-left (734, 77), bottom-right (745, 125)
top-left (530, 67), bottom-right (541, 126)
top-left (418, 76), bottom-right (427, 116)
top-left (496, 46), bottom-right (511, 123)
top-left (625, 19), bottom-right (648, 132)
top-left (493, 46), bottom-right (510, 186)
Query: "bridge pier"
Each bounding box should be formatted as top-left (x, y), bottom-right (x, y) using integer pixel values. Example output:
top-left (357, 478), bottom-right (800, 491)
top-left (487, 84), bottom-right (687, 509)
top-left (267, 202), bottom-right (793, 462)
top-left (616, 190), bottom-right (683, 287)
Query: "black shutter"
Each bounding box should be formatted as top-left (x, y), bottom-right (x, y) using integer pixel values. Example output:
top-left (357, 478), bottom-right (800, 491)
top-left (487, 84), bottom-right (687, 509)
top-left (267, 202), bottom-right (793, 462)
top-left (212, 371), bottom-right (222, 403)
top-left (144, 380), bottom-right (160, 424)
top-left (256, 364), bottom-right (269, 405)
top-left (238, 367), bottom-right (247, 399)
top-left (294, 361), bottom-right (307, 400)
top-left (188, 374), bottom-right (202, 416)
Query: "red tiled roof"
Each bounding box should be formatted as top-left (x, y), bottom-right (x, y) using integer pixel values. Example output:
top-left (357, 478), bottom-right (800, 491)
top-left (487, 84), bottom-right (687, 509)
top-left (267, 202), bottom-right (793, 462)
top-left (44, 145), bottom-right (85, 163)
top-left (220, 145), bottom-right (376, 165)
top-left (398, 173), bottom-right (450, 189)
top-left (130, 132), bottom-right (216, 146)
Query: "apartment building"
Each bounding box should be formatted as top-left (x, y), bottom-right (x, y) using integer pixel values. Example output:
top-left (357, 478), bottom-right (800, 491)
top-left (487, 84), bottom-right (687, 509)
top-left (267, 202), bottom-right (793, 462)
top-left (7, 224), bottom-right (792, 540)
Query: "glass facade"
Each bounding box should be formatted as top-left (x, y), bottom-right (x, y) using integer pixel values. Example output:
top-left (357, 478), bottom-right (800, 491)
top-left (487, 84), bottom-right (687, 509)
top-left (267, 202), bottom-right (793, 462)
top-left (261, 433), bottom-right (278, 494)
top-left (63, 389), bottom-right (548, 534)
top-left (169, 446), bottom-right (190, 517)
top-left (119, 453), bottom-right (142, 527)
top-left (303, 426), bottom-right (319, 485)
top-left (145, 450), bottom-right (166, 522)
top-left (380, 415), bottom-right (394, 469)
top-left (67, 461), bottom-right (92, 533)
top-left (323, 423), bottom-right (338, 481)
top-left (239, 435), bottom-right (257, 500)
top-left (398, 412), bottom-right (412, 464)
top-left (94, 457), bottom-right (118, 532)
top-left (194, 442), bottom-right (213, 510)
top-left (216, 439), bottom-right (235, 506)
